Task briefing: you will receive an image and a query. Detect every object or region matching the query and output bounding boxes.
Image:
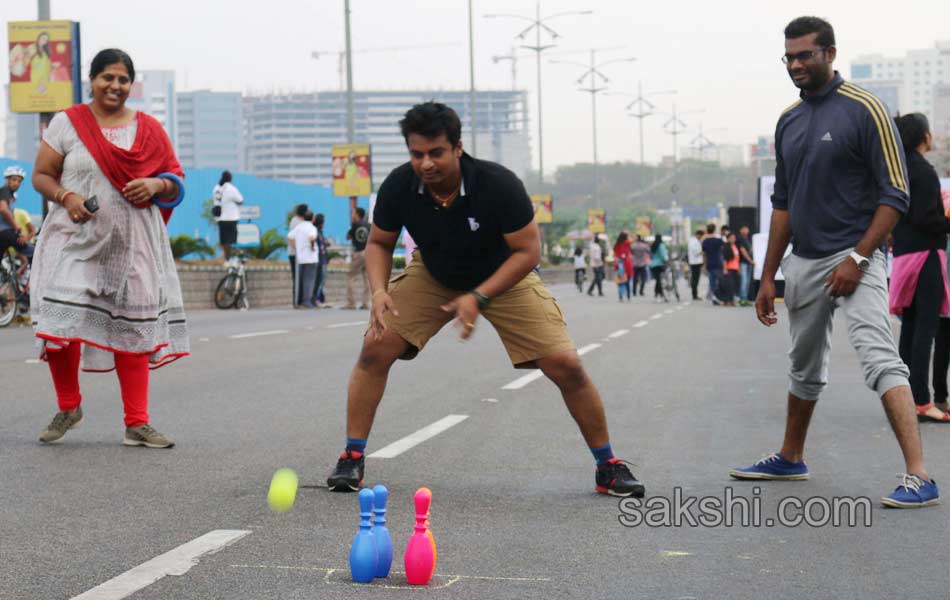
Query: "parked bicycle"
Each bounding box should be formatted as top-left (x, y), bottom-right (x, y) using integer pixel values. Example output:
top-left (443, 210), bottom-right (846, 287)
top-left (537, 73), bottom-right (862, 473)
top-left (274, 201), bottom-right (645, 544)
top-left (214, 250), bottom-right (250, 310)
top-left (661, 258), bottom-right (683, 303)
top-left (0, 253), bottom-right (30, 327)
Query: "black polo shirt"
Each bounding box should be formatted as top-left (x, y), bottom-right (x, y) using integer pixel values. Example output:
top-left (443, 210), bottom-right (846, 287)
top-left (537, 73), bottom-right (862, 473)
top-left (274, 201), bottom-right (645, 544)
top-left (373, 153), bottom-right (535, 291)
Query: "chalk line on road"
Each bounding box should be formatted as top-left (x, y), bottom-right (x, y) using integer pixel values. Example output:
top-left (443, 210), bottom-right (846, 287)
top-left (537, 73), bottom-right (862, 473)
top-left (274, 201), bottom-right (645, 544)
top-left (71, 530), bottom-right (250, 600)
top-left (228, 330), bottom-right (289, 339)
top-left (368, 415), bottom-right (469, 459)
top-left (326, 321), bottom-right (366, 329)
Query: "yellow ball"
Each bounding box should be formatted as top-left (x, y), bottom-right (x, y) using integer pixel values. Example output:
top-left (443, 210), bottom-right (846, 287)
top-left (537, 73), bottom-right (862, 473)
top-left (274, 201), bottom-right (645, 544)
top-left (267, 468), bottom-right (298, 513)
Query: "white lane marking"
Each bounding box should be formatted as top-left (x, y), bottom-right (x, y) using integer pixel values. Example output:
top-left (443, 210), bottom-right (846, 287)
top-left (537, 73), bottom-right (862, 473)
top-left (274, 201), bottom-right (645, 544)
top-left (25, 359), bottom-right (40, 364)
top-left (326, 321), bottom-right (366, 329)
top-left (608, 329), bottom-right (630, 339)
top-left (664, 309), bottom-right (674, 314)
top-left (650, 313), bottom-right (664, 320)
top-left (71, 530), bottom-right (250, 600)
top-left (198, 337), bottom-right (210, 342)
top-left (501, 343), bottom-right (601, 390)
top-left (633, 321), bottom-right (649, 328)
top-left (577, 343), bottom-right (601, 355)
top-left (676, 306), bottom-right (685, 311)
top-left (502, 370), bottom-right (544, 390)
top-left (368, 415), bottom-right (469, 459)
top-left (481, 398), bottom-right (499, 403)
top-left (228, 330), bottom-right (289, 340)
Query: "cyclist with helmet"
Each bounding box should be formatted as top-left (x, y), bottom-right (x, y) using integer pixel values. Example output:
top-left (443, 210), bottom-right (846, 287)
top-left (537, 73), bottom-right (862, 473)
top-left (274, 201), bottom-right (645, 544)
top-left (0, 166), bottom-right (29, 257)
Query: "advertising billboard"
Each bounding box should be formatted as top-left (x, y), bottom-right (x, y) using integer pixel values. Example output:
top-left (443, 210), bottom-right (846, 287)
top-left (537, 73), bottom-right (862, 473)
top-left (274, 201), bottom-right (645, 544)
top-left (331, 144), bottom-right (372, 197)
top-left (531, 194), bottom-right (553, 224)
top-left (587, 209), bottom-right (606, 234)
top-left (7, 20), bottom-right (81, 113)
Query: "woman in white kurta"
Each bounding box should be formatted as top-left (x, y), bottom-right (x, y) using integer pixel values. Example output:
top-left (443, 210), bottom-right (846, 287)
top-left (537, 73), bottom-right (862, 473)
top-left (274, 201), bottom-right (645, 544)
top-left (30, 49), bottom-right (188, 448)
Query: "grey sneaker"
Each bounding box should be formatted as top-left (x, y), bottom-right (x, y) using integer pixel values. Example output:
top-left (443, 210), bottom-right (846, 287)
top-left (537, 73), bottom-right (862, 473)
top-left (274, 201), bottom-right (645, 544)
top-left (38, 407), bottom-right (84, 444)
top-left (123, 424), bottom-right (175, 448)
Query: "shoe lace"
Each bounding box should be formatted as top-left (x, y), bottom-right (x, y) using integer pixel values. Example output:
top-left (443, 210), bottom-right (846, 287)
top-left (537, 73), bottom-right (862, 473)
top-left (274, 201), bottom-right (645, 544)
top-left (604, 458), bottom-right (637, 478)
top-left (135, 424), bottom-right (158, 437)
top-left (49, 412), bottom-right (69, 430)
top-left (753, 453), bottom-right (782, 466)
top-left (895, 473), bottom-right (924, 493)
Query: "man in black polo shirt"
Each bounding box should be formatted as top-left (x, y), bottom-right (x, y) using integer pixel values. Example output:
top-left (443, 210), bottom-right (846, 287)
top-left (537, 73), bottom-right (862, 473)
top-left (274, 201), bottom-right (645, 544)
top-left (327, 102), bottom-right (642, 497)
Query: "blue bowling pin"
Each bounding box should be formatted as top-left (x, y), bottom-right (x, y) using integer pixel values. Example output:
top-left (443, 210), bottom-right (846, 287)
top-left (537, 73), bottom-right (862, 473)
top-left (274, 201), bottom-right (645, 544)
top-left (372, 484), bottom-right (393, 578)
top-left (349, 488), bottom-right (378, 583)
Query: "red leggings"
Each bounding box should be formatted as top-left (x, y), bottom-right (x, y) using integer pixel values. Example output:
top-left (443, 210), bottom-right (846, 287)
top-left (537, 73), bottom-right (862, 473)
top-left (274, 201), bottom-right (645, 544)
top-left (47, 342), bottom-right (150, 427)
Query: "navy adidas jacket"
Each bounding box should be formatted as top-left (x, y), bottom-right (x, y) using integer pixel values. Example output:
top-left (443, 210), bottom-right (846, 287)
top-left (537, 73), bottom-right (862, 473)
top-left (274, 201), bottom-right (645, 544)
top-left (771, 72), bottom-right (910, 259)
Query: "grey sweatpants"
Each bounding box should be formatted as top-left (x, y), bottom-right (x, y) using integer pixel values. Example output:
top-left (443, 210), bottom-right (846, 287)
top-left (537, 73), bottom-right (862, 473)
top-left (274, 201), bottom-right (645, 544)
top-left (783, 248), bottom-right (909, 401)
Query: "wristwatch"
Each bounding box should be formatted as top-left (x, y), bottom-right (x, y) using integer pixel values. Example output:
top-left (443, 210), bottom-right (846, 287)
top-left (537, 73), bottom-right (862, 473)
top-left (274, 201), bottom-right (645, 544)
top-left (470, 290), bottom-right (491, 309)
top-left (849, 251), bottom-right (870, 272)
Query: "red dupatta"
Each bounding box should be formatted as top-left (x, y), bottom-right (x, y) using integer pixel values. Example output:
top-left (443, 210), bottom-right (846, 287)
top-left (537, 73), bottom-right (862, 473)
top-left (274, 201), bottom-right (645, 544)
top-left (64, 103), bottom-right (184, 224)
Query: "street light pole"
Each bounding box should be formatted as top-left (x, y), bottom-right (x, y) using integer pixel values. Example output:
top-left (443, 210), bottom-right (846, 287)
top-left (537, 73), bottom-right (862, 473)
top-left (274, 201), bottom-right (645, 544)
top-left (484, 3), bottom-right (592, 190)
top-left (551, 53), bottom-right (635, 209)
top-left (607, 84), bottom-right (676, 191)
top-left (343, 0), bottom-right (355, 144)
top-left (468, 0), bottom-right (477, 156)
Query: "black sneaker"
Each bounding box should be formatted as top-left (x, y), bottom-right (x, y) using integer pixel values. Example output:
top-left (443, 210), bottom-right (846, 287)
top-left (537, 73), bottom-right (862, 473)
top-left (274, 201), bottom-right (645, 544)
top-left (595, 458), bottom-right (645, 497)
top-left (327, 450), bottom-right (364, 492)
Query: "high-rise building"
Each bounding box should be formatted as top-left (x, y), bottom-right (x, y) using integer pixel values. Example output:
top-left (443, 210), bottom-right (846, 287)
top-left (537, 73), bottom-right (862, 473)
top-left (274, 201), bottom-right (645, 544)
top-left (934, 83), bottom-right (950, 140)
top-left (851, 41), bottom-right (950, 118)
top-left (176, 91), bottom-right (243, 171)
top-left (81, 70), bottom-right (177, 142)
top-left (244, 90), bottom-right (530, 187)
top-left (2, 105), bottom-right (38, 163)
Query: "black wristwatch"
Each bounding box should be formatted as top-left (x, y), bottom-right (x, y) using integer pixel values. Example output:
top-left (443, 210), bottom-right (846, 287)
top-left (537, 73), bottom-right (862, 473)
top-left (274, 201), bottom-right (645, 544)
top-left (470, 290), bottom-right (491, 309)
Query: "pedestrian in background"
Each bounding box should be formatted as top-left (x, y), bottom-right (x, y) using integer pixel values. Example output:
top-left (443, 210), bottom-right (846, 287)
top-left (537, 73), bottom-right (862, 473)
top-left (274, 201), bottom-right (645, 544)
top-left (613, 231), bottom-right (632, 302)
top-left (721, 232), bottom-right (741, 306)
top-left (889, 113), bottom-right (950, 422)
top-left (312, 212), bottom-right (330, 307)
top-left (737, 225), bottom-right (755, 306)
top-left (345, 206), bottom-right (370, 309)
top-left (288, 210), bottom-right (318, 308)
top-left (630, 234), bottom-right (651, 296)
top-left (649, 234), bottom-right (669, 303)
top-left (586, 234), bottom-right (605, 296)
top-left (573, 245), bottom-right (587, 292)
top-left (688, 228), bottom-right (704, 300)
top-left (702, 222), bottom-right (724, 305)
top-left (212, 170), bottom-right (242, 261)
top-left (287, 203), bottom-right (308, 301)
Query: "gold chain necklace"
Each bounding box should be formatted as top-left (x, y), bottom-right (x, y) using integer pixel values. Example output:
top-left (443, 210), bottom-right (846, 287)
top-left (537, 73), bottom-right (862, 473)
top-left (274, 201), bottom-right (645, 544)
top-left (429, 185), bottom-right (461, 208)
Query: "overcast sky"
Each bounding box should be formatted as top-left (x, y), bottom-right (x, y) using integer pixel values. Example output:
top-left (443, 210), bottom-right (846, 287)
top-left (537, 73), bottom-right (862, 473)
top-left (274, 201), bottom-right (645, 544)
top-left (3, 0), bottom-right (949, 170)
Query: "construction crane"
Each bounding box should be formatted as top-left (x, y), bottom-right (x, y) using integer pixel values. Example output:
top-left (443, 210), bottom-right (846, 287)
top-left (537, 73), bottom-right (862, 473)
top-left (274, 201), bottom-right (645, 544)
top-left (311, 43), bottom-right (460, 91)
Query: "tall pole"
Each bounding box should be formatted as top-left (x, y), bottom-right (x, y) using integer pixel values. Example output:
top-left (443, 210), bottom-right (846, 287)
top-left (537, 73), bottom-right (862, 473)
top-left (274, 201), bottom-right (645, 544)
top-left (535, 2), bottom-right (544, 189)
top-left (590, 50), bottom-right (599, 209)
top-left (38, 0), bottom-right (52, 222)
top-left (468, 0), bottom-right (477, 156)
top-left (343, 0), bottom-right (355, 144)
top-left (637, 81), bottom-right (645, 172)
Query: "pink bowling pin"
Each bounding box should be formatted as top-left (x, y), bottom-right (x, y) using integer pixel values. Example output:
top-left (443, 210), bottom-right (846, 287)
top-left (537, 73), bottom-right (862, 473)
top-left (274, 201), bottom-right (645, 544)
top-left (404, 488), bottom-right (435, 585)
top-left (419, 486), bottom-right (437, 578)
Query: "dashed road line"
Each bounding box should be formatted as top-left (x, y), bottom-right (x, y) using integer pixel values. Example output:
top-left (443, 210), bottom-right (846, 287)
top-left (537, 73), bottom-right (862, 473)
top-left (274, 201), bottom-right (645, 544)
top-left (71, 530), bottom-right (251, 600)
top-left (368, 415), bottom-right (469, 459)
top-left (608, 329), bottom-right (630, 339)
top-left (228, 330), bottom-right (289, 340)
top-left (326, 321), bottom-right (366, 329)
top-left (634, 320), bottom-right (649, 328)
top-left (650, 313), bottom-right (664, 320)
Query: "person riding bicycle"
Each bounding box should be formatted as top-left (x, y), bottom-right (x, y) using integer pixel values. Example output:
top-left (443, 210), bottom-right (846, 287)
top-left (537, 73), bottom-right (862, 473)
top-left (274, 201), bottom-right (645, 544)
top-left (0, 166), bottom-right (30, 262)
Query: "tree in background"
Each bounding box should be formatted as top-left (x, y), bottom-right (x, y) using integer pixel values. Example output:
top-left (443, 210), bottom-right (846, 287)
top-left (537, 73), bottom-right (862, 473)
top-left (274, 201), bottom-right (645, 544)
top-left (247, 228), bottom-right (287, 260)
top-left (169, 234), bottom-right (214, 260)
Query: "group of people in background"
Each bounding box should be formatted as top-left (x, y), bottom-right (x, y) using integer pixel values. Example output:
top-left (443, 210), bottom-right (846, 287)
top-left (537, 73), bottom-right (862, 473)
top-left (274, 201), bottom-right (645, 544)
top-left (574, 231), bottom-right (672, 303)
top-left (688, 223), bottom-right (755, 306)
top-left (287, 203), bottom-right (330, 309)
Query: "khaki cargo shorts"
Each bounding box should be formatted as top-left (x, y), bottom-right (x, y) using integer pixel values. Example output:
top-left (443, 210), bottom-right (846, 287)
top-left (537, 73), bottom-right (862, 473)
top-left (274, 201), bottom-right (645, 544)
top-left (381, 255), bottom-right (575, 368)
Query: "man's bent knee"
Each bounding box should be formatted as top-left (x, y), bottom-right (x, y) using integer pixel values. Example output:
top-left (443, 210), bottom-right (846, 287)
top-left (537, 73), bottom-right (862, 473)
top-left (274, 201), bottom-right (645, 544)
top-left (356, 332), bottom-right (408, 372)
top-left (539, 353), bottom-right (589, 391)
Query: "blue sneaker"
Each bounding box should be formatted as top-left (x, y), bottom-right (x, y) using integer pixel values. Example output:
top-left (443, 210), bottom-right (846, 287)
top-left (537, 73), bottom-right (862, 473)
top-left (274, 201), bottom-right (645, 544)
top-left (729, 453), bottom-right (809, 481)
top-left (881, 474), bottom-right (940, 508)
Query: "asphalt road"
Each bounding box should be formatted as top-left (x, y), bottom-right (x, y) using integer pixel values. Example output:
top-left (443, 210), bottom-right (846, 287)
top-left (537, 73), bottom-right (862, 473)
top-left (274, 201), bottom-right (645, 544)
top-left (2, 282), bottom-right (949, 599)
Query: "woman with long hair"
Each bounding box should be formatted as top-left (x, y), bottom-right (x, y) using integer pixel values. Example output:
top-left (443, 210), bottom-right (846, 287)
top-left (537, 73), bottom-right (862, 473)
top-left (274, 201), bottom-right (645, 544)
top-left (649, 235), bottom-right (669, 302)
top-left (890, 113), bottom-right (950, 422)
top-left (613, 231), bottom-right (632, 301)
top-left (30, 48), bottom-right (188, 447)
